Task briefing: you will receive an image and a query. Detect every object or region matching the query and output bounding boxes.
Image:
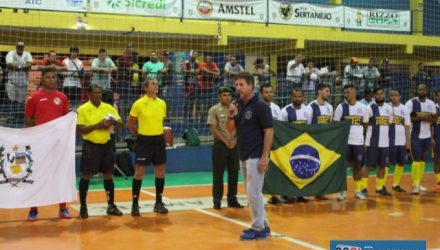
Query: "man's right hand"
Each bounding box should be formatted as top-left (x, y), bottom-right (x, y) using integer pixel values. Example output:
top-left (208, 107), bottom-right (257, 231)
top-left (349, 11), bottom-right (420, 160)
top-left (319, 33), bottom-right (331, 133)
top-left (229, 102), bottom-right (237, 118)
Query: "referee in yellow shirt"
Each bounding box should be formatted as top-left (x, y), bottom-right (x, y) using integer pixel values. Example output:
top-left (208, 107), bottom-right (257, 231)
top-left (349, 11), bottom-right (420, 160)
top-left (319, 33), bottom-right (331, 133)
top-left (128, 78), bottom-right (168, 216)
top-left (77, 84), bottom-right (124, 219)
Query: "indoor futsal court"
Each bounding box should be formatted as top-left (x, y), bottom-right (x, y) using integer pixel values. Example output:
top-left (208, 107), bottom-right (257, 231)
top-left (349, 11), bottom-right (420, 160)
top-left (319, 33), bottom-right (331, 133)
top-left (0, 171), bottom-right (439, 249)
top-left (1, 1), bottom-right (440, 249)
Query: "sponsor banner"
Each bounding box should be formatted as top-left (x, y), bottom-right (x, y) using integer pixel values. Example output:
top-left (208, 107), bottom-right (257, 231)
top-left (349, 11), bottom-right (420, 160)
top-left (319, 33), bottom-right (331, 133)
top-left (90, 0), bottom-right (182, 18)
top-left (0, 0), bottom-right (87, 12)
top-left (330, 240), bottom-right (426, 250)
top-left (0, 112), bottom-right (77, 208)
top-left (344, 7), bottom-right (411, 32)
top-left (184, 0), bottom-right (267, 23)
top-left (269, 1), bottom-right (344, 28)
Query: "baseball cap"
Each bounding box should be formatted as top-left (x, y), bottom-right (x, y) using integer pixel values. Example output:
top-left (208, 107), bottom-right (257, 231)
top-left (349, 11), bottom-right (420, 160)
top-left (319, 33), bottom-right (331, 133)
top-left (219, 86), bottom-right (233, 94)
top-left (351, 57), bottom-right (360, 63)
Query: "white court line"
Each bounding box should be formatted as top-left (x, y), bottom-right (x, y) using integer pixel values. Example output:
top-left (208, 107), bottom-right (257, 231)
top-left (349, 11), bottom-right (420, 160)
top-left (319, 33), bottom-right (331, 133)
top-left (139, 189), bottom-right (326, 250)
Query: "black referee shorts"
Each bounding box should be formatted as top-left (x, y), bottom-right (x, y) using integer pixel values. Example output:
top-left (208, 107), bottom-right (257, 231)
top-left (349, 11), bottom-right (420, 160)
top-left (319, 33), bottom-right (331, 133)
top-left (81, 140), bottom-right (114, 175)
top-left (135, 135), bottom-right (166, 166)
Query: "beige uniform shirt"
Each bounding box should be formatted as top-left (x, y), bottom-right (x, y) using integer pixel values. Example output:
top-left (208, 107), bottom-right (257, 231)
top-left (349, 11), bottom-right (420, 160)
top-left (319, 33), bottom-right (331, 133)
top-left (207, 103), bottom-right (236, 142)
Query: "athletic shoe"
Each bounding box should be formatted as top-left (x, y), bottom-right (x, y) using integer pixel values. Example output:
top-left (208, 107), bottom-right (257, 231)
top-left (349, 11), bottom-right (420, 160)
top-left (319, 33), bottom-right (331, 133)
top-left (436, 183), bottom-right (440, 192)
top-left (107, 204), bottom-right (123, 216)
top-left (243, 226), bottom-right (271, 237)
top-left (392, 185), bottom-right (406, 193)
top-left (296, 196), bottom-right (309, 203)
top-left (420, 185), bottom-right (427, 192)
top-left (412, 185), bottom-right (420, 195)
top-left (337, 191), bottom-right (346, 201)
top-left (315, 195), bottom-right (328, 200)
top-left (154, 202), bottom-right (168, 214)
top-left (228, 200), bottom-right (244, 208)
top-left (131, 205), bottom-right (140, 217)
top-left (376, 188), bottom-right (391, 196)
top-left (59, 208), bottom-right (73, 219)
top-left (361, 188), bottom-right (368, 197)
top-left (79, 206), bottom-right (88, 219)
top-left (27, 209), bottom-right (38, 222)
top-left (354, 192), bottom-right (367, 200)
top-left (240, 228), bottom-right (267, 240)
top-left (268, 196), bottom-right (282, 205)
top-left (213, 203), bottom-right (221, 210)
top-left (281, 195), bottom-right (297, 204)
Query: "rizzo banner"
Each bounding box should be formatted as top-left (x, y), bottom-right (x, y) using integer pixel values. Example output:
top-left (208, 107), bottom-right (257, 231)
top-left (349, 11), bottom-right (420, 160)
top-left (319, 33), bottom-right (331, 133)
top-left (184, 0), bottom-right (267, 23)
top-left (269, 1), bottom-right (344, 28)
top-left (90, 0), bottom-right (182, 18)
top-left (0, 112), bottom-right (77, 209)
top-left (0, 0), bottom-right (87, 12)
top-left (344, 7), bottom-right (411, 32)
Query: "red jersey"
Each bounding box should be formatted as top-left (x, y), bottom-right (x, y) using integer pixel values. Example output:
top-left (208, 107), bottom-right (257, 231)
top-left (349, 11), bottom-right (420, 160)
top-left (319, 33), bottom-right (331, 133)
top-left (42, 59), bottom-right (65, 67)
top-left (25, 89), bottom-right (69, 125)
top-left (198, 62), bottom-right (218, 89)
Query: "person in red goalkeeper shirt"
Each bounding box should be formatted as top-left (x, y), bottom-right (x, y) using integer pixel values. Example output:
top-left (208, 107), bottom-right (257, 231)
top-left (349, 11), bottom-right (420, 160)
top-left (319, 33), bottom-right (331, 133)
top-left (24, 68), bottom-right (71, 221)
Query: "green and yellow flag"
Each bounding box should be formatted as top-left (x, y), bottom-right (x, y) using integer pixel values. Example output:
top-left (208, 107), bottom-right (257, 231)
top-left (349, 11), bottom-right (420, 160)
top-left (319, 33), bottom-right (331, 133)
top-left (263, 120), bottom-right (350, 196)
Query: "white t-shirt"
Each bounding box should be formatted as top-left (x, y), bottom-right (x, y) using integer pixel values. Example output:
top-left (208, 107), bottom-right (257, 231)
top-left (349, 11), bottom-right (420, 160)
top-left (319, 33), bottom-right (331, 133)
top-left (343, 64), bottom-right (363, 86)
top-left (5, 50), bottom-right (33, 86)
top-left (269, 102), bottom-right (281, 120)
top-left (63, 58), bottom-right (84, 88)
top-left (390, 103), bottom-right (411, 146)
top-left (279, 103), bottom-right (310, 124)
top-left (334, 101), bottom-right (367, 145)
top-left (286, 60), bottom-right (305, 83)
top-left (303, 67), bottom-right (320, 91)
top-left (365, 103), bottom-right (393, 147)
top-left (224, 62), bottom-right (244, 86)
top-left (405, 97), bottom-right (436, 139)
top-left (306, 100), bottom-right (333, 124)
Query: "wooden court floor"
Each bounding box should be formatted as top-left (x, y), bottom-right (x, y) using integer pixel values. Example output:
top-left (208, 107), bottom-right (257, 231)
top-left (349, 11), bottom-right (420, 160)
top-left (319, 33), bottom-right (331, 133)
top-left (0, 174), bottom-right (439, 250)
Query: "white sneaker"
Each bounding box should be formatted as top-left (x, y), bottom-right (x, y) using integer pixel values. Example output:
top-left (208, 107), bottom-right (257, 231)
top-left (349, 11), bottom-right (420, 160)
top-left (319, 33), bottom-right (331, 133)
top-left (354, 192), bottom-right (367, 199)
top-left (412, 185), bottom-right (420, 194)
top-left (337, 191), bottom-right (346, 201)
top-left (420, 185), bottom-right (427, 192)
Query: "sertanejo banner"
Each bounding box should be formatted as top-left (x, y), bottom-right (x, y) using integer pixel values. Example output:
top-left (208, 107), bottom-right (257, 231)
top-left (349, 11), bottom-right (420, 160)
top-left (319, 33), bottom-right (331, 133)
top-left (0, 112), bottom-right (77, 208)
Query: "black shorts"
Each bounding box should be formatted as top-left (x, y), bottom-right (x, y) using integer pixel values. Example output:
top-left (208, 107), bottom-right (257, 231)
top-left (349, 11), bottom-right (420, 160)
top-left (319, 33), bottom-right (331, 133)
top-left (434, 145), bottom-right (440, 159)
top-left (81, 140), bottom-right (114, 175)
top-left (365, 147), bottom-right (389, 167)
top-left (135, 135), bottom-right (166, 166)
top-left (389, 145), bottom-right (407, 165)
top-left (346, 145), bottom-right (364, 164)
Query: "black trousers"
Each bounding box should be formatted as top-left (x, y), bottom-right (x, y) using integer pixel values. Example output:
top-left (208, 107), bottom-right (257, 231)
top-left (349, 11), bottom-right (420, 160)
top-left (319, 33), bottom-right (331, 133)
top-left (212, 140), bottom-right (239, 204)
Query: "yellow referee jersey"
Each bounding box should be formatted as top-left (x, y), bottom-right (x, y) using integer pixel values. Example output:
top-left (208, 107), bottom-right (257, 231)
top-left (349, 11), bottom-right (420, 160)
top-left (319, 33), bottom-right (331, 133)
top-left (77, 101), bottom-right (121, 144)
top-left (130, 95), bottom-right (166, 136)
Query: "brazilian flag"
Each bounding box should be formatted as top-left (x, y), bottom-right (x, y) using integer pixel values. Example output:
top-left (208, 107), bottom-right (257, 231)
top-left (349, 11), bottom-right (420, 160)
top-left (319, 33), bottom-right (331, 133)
top-left (263, 120), bottom-right (350, 196)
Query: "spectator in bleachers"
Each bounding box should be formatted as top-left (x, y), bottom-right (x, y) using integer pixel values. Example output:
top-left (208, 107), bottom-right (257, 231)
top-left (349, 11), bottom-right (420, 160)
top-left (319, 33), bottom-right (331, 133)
top-left (158, 51), bottom-right (174, 98)
top-left (6, 41), bottom-right (33, 104)
top-left (91, 48), bottom-right (118, 90)
top-left (379, 58), bottom-right (393, 100)
top-left (62, 47), bottom-right (83, 105)
top-left (182, 50), bottom-right (199, 122)
top-left (38, 50), bottom-right (66, 71)
top-left (142, 51), bottom-right (164, 84)
top-left (361, 58), bottom-right (380, 95)
top-left (224, 56), bottom-right (244, 87)
top-left (198, 55), bottom-right (219, 122)
top-left (318, 64), bottom-right (338, 89)
top-left (343, 57), bottom-right (363, 88)
top-left (303, 61), bottom-right (320, 104)
top-left (129, 51), bottom-right (142, 98)
top-left (251, 57), bottom-right (274, 91)
top-left (116, 43), bottom-right (135, 106)
top-left (411, 62), bottom-right (432, 98)
top-left (286, 54), bottom-right (306, 88)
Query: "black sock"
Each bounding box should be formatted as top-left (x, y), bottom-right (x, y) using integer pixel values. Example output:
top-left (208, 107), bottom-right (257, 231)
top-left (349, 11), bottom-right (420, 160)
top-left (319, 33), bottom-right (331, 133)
top-left (79, 178), bottom-right (89, 207)
top-left (155, 178), bottom-right (165, 203)
top-left (132, 178), bottom-right (142, 206)
top-left (103, 179), bottom-right (114, 205)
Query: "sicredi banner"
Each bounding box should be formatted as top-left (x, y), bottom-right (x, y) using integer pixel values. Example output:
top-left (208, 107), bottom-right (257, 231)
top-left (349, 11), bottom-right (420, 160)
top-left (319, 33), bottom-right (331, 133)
top-left (344, 7), bottom-right (411, 32)
top-left (0, 0), bottom-right (87, 12)
top-left (184, 0), bottom-right (267, 23)
top-left (90, 0), bottom-right (182, 18)
top-left (269, 1), bottom-right (344, 28)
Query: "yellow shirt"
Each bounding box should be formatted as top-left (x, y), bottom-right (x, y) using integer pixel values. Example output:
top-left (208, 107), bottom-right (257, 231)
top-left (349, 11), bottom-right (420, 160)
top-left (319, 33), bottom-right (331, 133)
top-left (77, 101), bottom-right (121, 144)
top-left (130, 95), bottom-right (166, 136)
top-left (131, 63), bottom-right (140, 87)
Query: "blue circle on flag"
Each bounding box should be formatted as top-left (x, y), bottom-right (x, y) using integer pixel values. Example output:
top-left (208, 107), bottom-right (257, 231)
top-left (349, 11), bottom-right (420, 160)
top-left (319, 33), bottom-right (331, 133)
top-left (290, 145), bottom-right (321, 179)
